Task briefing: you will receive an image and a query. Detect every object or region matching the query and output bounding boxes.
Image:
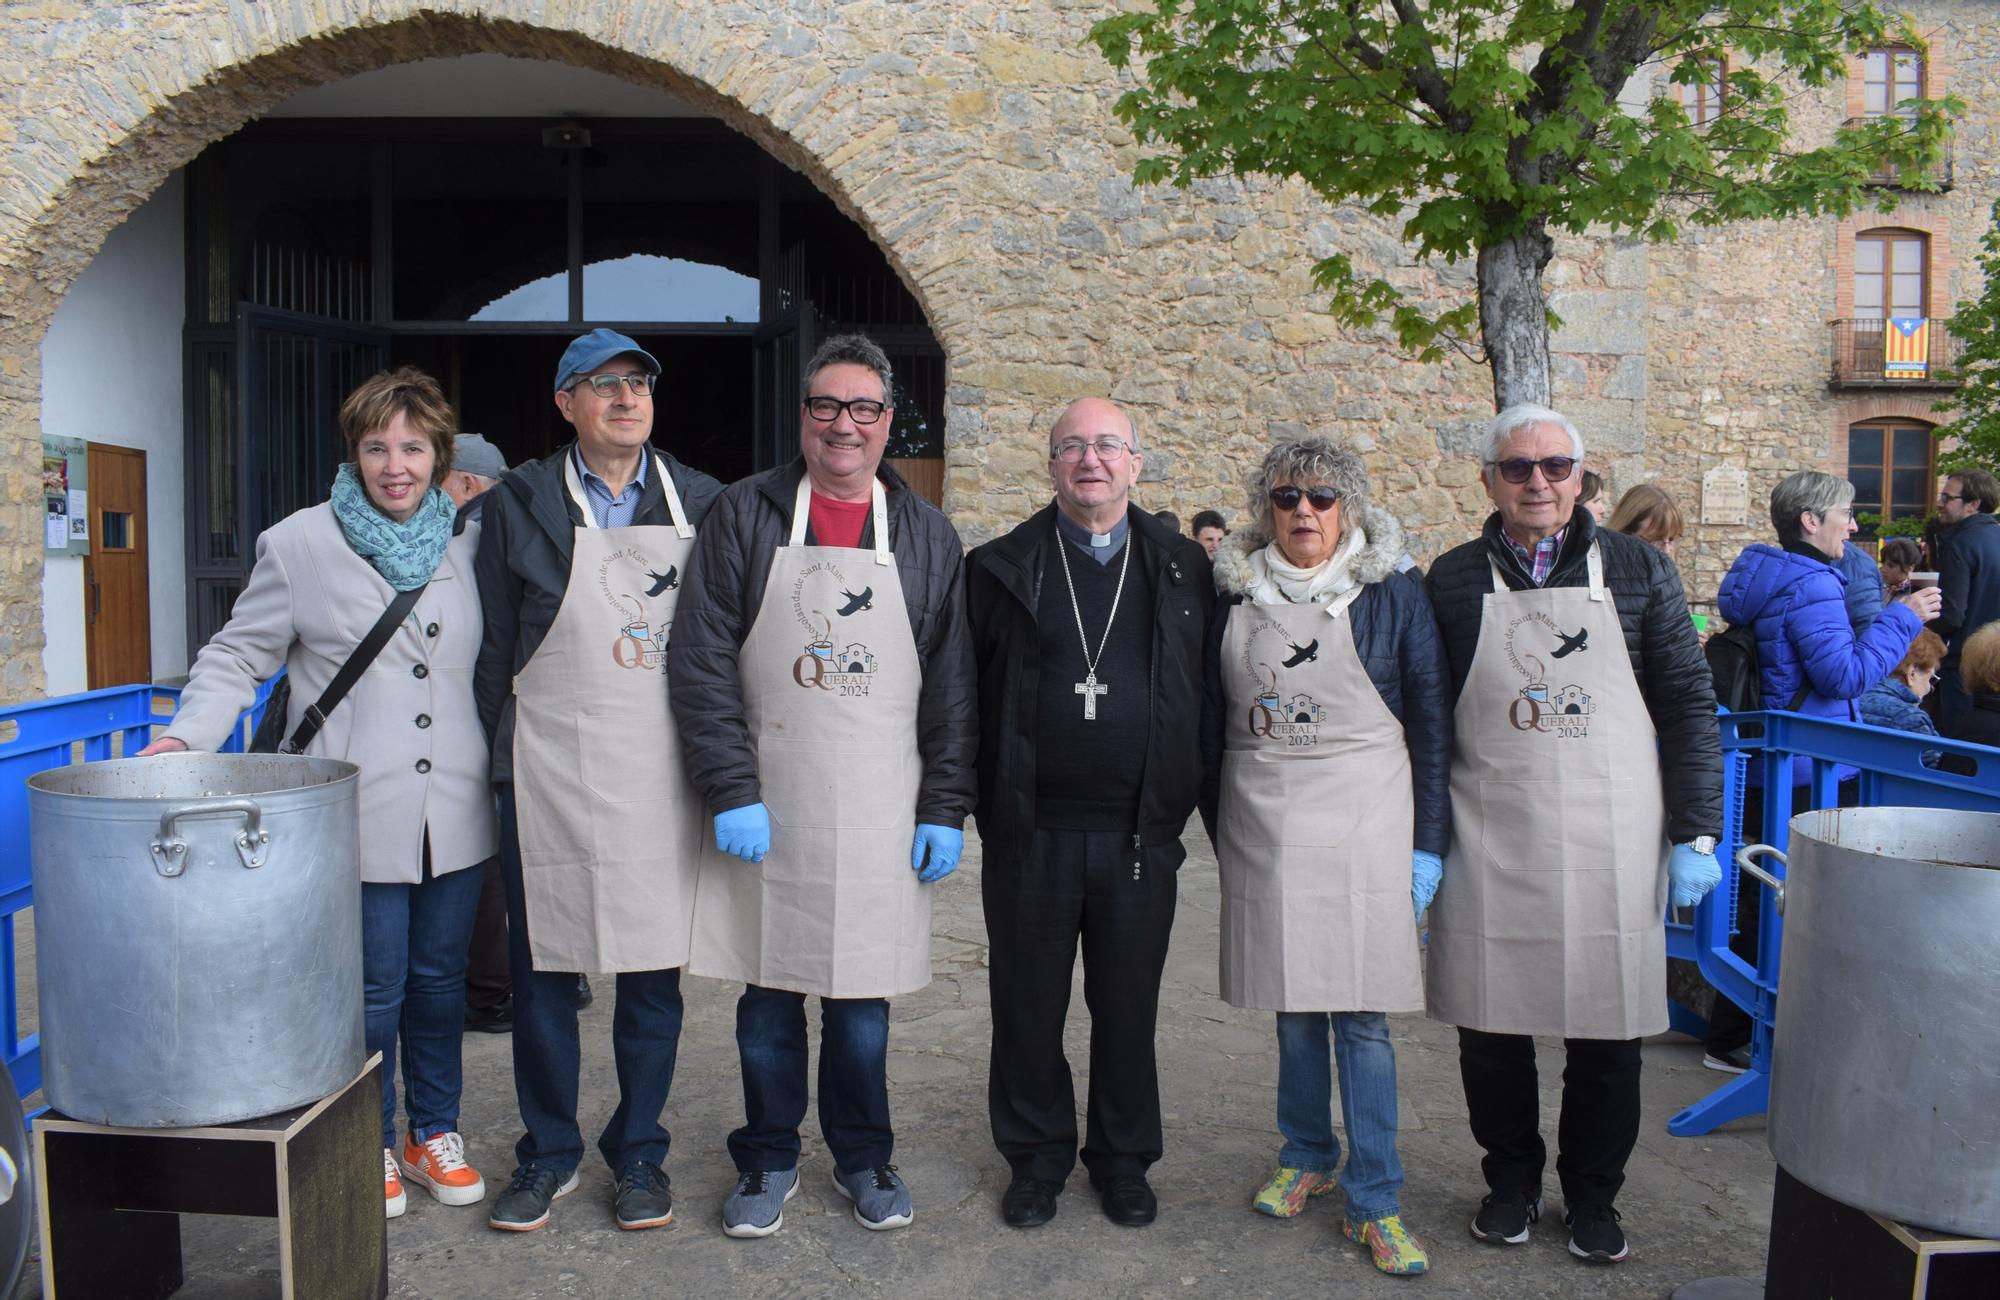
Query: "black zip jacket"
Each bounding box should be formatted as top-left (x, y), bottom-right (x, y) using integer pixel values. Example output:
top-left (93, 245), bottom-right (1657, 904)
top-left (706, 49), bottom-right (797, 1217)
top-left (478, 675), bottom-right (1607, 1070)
top-left (964, 503), bottom-right (1214, 858)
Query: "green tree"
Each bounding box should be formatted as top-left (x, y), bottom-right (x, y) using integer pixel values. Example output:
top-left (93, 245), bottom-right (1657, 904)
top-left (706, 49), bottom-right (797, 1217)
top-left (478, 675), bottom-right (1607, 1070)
top-left (1091, 1), bottom-right (1958, 412)
top-left (1935, 195), bottom-right (2000, 473)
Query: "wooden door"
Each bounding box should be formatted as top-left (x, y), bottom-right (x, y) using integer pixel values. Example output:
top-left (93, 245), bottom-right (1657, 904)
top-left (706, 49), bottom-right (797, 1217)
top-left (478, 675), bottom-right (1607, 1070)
top-left (84, 443), bottom-right (151, 689)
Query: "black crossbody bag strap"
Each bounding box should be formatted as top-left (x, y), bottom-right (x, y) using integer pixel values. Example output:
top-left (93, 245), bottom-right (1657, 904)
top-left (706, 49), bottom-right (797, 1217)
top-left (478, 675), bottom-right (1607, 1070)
top-left (280, 583), bottom-right (428, 754)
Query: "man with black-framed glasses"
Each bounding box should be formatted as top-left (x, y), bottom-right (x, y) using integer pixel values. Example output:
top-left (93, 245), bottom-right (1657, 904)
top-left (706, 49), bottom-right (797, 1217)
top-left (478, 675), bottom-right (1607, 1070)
top-left (1423, 403), bottom-right (1721, 1267)
top-left (474, 327), bottom-right (724, 1233)
top-left (1932, 468), bottom-right (2000, 727)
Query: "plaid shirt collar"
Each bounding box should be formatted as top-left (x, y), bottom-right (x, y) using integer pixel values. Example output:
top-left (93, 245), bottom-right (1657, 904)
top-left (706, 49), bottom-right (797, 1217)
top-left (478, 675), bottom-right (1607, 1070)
top-left (1502, 526), bottom-right (1566, 586)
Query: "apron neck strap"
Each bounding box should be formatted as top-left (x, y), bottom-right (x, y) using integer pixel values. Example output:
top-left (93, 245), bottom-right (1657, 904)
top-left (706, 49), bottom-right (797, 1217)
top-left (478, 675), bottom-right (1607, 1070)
top-left (1488, 540), bottom-right (1607, 601)
top-left (789, 474), bottom-right (894, 566)
top-left (563, 451), bottom-right (687, 535)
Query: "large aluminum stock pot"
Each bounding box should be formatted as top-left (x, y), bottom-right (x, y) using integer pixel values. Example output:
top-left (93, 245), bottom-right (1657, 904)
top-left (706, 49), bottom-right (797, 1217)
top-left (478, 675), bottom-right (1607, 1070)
top-left (1738, 806), bottom-right (2000, 1238)
top-left (27, 753), bottom-right (364, 1128)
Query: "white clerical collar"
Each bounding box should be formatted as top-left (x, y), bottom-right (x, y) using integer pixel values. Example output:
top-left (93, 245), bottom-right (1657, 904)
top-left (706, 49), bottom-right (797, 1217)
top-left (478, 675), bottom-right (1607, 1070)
top-left (1054, 509), bottom-right (1129, 566)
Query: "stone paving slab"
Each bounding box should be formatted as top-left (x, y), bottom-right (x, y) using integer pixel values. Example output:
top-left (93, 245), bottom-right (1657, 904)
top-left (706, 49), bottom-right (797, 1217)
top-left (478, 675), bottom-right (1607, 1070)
top-left (19, 831), bottom-right (1776, 1297)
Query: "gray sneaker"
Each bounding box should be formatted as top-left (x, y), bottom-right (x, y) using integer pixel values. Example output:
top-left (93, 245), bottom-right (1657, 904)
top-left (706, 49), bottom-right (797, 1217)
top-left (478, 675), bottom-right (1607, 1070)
top-left (832, 1164), bottom-right (913, 1230)
top-left (721, 1167), bottom-right (798, 1238)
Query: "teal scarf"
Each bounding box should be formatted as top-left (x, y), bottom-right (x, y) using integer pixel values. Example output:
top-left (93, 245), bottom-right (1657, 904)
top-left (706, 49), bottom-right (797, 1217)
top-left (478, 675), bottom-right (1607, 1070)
top-left (329, 464), bottom-right (456, 591)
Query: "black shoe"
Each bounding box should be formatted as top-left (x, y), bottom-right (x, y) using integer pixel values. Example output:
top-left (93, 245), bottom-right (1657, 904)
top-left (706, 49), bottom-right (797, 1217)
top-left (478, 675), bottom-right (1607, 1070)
top-left (1001, 1176), bottom-right (1062, 1228)
top-left (1565, 1202), bottom-right (1628, 1264)
top-left (464, 998), bottom-right (513, 1034)
top-left (1469, 1187), bottom-right (1543, 1245)
top-left (1090, 1173), bottom-right (1156, 1227)
top-left (614, 1161), bottom-right (673, 1231)
top-left (488, 1164), bottom-right (580, 1232)
top-left (575, 975), bottom-right (593, 1010)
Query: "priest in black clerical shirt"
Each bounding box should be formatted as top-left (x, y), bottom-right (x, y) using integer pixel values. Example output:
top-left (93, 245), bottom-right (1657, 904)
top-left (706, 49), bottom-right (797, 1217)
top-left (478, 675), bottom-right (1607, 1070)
top-left (963, 397), bottom-right (1215, 1229)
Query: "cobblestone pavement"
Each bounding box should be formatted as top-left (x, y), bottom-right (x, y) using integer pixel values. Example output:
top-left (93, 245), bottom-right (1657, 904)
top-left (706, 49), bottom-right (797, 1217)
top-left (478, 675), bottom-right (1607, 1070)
top-left (22, 831), bottom-right (1777, 1298)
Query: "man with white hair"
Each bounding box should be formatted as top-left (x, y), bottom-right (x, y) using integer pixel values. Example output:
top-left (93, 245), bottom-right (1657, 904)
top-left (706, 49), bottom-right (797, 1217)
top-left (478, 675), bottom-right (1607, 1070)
top-left (1423, 404), bottom-right (1723, 1266)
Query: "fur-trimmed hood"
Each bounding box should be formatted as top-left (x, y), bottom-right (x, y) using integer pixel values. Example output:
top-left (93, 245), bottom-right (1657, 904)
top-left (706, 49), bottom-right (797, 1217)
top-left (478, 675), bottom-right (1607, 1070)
top-left (1212, 498), bottom-right (1408, 597)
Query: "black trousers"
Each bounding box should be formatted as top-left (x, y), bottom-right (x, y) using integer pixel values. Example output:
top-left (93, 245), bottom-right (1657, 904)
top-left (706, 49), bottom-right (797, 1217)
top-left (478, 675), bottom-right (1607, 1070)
top-left (1457, 1027), bottom-right (1642, 1209)
top-left (983, 827), bottom-right (1181, 1183)
top-left (464, 857), bottom-right (511, 1012)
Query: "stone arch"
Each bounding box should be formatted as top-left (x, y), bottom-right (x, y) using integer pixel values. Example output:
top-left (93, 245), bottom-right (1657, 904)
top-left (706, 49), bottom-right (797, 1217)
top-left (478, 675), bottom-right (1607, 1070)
top-left (0, 5), bottom-right (968, 699)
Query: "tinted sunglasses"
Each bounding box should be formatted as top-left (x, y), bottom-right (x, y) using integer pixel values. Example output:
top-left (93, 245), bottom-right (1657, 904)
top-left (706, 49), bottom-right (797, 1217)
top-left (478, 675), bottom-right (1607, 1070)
top-left (1490, 456), bottom-right (1577, 484)
top-left (1269, 485), bottom-right (1341, 512)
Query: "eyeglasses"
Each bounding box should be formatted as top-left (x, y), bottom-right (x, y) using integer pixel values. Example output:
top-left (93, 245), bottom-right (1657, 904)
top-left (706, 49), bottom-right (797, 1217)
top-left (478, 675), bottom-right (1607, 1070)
top-left (804, 396), bottom-right (888, 425)
top-left (568, 373), bottom-right (655, 399)
top-left (1268, 485), bottom-right (1341, 512)
top-left (1939, 490), bottom-right (1973, 504)
top-left (1050, 437), bottom-right (1132, 464)
top-left (1489, 456), bottom-right (1578, 484)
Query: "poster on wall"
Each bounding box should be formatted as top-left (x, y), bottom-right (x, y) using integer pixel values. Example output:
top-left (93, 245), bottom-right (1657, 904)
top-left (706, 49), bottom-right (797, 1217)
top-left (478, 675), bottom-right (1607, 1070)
top-left (41, 436), bottom-right (89, 556)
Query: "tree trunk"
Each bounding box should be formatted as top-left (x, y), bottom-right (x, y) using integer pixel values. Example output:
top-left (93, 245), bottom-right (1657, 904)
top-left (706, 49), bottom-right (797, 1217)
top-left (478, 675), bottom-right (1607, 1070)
top-left (1477, 222), bottom-right (1556, 412)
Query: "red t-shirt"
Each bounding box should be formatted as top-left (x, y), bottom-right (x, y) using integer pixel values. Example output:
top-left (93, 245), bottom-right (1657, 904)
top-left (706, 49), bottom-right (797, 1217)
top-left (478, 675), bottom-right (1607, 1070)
top-left (808, 491), bottom-right (870, 549)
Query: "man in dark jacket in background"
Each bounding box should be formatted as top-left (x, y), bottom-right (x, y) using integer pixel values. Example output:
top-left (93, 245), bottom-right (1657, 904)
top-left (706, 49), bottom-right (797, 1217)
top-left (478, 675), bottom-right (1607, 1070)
top-left (1932, 468), bottom-right (2000, 728)
top-left (1424, 404), bottom-right (1722, 1268)
top-left (474, 329), bottom-right (724, 1233)
top-left (965, 397), bottom-right (1214, 1231)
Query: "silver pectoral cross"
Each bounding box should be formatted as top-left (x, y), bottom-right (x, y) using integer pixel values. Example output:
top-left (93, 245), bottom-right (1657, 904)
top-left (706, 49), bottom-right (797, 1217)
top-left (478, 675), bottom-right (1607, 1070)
top-left (1075, 673), bottom-right (1108, 720)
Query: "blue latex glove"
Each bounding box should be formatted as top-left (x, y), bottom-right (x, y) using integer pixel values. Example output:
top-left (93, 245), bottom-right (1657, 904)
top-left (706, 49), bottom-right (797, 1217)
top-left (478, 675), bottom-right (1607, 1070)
top-left (714, 803), bottom-right (771, 864)
top-left (912, 824), bottom-right (964, 883)
top-left (1669, 841), bottom-right (1723, 908)
top-left (1411, 850), bottom-right (1443, 920)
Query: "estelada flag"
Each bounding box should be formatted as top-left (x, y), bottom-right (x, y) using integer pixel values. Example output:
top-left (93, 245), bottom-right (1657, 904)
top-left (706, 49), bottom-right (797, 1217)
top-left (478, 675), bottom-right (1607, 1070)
top-left (1885, 317), bottom-right (1929, 377)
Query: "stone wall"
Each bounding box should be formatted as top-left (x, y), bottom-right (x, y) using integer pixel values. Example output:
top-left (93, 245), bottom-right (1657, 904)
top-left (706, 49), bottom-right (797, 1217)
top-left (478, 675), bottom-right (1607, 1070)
top-left (0, 0), bottom-right (1994, 701)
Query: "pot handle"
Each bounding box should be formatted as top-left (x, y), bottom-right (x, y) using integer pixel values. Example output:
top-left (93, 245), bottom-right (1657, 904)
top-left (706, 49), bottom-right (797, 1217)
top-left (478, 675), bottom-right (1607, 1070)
top-left (149, 798), bottom-right (270, 876)
top-left (1734, 843), bottom-right (1788, 915)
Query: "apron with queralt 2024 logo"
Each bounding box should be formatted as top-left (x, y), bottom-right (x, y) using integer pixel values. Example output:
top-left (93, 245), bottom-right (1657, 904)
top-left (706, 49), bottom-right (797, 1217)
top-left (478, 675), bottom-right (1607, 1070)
top-left (1216, 594), bottom-right (1422, 1013)
top-left (510, 452), bottom-right (703, 973)
top-left (687, 475), bottom-right (930, 999)
top-left (1426, 544), bottom-right (1669, 1040)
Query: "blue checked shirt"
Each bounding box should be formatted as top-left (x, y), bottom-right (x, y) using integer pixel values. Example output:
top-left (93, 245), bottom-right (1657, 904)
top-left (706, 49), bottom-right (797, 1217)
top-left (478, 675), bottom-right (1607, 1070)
top-left (572, 446), bottom-right (648, 529)
top-left (1503, 526), bottom-right (1566, 586)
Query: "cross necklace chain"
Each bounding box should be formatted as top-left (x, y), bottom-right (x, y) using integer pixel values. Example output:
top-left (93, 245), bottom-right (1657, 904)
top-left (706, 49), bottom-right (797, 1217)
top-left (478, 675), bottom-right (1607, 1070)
top-left (1055, 524), bottom-right (1131, 721)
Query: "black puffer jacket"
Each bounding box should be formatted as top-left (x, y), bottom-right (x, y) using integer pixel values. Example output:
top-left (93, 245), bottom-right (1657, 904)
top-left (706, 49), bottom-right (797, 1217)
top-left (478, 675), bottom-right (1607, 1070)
top-left (1198, 500), bottom-right (1452, 855)
top-left (669, 459), bottom-right (977, 828)
top-left (1425, 508), bottom-right (1722, 843)
top-left (964, 503), bottom-right (1214, 858)
top-left (473, 443), bottom-right (724, 782)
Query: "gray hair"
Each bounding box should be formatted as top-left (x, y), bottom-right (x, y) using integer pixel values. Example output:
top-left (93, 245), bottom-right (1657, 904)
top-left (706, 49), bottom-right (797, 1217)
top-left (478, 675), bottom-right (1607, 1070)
top-left (1481, 403), bottom-right (1585, 464)
top-left (1248, 437), bottom-right (1370, 530)
top-left (1770, 470), bottom-right (1854, 545)
top-left (801, 333), bottom-right (895, 406)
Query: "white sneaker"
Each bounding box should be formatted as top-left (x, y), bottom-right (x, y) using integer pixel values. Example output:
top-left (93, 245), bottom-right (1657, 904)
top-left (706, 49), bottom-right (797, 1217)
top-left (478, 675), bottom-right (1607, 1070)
top-left (384, 1147), bottom-right (408, 1219)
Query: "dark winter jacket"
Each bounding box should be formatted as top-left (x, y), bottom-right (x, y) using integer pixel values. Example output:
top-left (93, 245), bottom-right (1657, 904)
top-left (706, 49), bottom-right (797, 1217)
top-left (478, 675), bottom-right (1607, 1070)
top-left (1837, 541), bottom-right (1884, 635)
top-left (1945, 693), bottom-right (2000, 747)
top-left (1198, 501), bottom-right (1452, 855)
top-left (1425, 508), bottom-right (1722, 843)
top-left (668, 459), bottom-right (977, 828)
top-left (1935, 511), bottom-right (2000, 662)
top-left (964, 503), bottom-right (1214, 858)
top-left (473, 443), bottom-right (724, 782)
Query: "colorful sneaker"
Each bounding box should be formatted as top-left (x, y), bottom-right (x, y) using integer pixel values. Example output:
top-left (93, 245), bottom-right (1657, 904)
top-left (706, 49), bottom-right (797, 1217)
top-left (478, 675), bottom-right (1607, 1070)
top-left (383, 1147), bottom-right (407, 1219)
top-left (400, 1131), bottom-right (486, 1206)
top-left (1252, 1166), bottom-right (1337, 1218)
top-left (1344, 1214), bottom-right (1430, 1276)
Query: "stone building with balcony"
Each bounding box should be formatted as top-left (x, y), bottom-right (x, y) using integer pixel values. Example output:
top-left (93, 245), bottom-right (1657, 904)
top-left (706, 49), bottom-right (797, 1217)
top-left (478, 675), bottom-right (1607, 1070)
top-left (0, 0), bottom-right (1994, 700)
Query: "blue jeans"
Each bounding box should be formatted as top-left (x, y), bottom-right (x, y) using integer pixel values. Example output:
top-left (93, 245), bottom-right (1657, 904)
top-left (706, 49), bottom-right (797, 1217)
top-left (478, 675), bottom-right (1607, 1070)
top-left (497, 788), bottom-right (684, 1177)
top-left (1274, 1010), bottom-right (1404, 1221)
top-left (360, 858), bottom-right (485, 1150)
top-left (728, 984), bottom-right (892, 1174)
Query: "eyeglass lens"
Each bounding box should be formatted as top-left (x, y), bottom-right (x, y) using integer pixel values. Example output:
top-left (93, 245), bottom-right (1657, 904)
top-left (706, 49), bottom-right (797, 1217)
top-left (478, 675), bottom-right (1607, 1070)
top-left (1052, 438), bottom-right (1129, 463)
top-left (577, 373), bottom-right (654, 398)
top-left (1495, 456), bottom-right (1577, 484)
top-left (1269, 485), bottom-right (1340, 511)
top-left (805, 397), bottom-right (887, 424)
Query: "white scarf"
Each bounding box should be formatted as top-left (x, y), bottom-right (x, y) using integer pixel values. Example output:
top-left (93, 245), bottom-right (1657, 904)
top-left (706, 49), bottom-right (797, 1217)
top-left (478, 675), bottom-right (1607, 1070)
top-left (1246, 524), bottom-right (1368, 616)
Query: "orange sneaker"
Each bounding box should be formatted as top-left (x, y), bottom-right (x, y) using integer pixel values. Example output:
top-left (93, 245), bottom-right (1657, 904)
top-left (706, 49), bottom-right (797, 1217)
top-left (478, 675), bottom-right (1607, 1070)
top-left (384, 1147), bottom-right (407, 1219)
top-left (400, 1131), bottom-right (486, 1207)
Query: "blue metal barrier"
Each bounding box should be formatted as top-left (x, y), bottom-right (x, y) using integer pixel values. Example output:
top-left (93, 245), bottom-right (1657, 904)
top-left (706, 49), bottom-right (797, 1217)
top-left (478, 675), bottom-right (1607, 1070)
top-left (0, 675), bottom-right (283, 1104)
top-left (1665, 709), bottom-right (2000, 1137)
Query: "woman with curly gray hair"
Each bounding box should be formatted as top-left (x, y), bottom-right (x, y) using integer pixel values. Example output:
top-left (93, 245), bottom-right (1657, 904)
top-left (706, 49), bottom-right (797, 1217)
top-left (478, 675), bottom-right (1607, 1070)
top-left (1197, 437), bottom-right (1451, 1277)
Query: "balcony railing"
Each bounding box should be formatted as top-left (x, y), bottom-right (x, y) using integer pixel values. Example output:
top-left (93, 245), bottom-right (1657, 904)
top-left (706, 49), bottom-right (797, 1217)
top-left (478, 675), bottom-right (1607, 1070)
top-left (1829, 317), bottom-right (1962, 388)
top-left (1839, 117), bottom-right (1955, 190)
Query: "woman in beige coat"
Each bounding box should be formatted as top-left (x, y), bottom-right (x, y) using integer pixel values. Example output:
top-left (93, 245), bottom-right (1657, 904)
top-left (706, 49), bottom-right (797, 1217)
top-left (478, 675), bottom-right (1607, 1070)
top-left (141, 367), bottom-right (498, 1220)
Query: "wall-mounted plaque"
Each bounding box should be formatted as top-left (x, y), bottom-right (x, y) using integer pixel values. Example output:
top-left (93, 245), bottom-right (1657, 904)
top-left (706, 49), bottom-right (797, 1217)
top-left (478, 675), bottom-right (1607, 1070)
top-left (1702, 465), bottom-right (1750, 526)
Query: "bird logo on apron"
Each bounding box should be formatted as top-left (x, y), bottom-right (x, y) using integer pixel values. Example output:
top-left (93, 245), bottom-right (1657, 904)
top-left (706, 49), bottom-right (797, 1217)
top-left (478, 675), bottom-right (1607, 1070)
top-left (1498, 612), bottom-right (1597, 736)
top-left (605, 546), bottom-right (676, 672)
top-left (790, 562), bottom-right (881, 693)
top-left (1239, 613), bottom-right (1329, 746)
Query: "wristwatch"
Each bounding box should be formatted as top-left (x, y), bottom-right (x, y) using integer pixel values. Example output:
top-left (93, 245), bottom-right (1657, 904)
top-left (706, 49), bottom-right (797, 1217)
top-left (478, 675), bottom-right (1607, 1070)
top-left (1684, 836), bottom-right (1717, 856)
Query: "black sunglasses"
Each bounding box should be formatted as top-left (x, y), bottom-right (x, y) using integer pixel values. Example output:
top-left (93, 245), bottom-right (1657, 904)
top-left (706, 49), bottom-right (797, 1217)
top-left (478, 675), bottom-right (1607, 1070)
top-left (1269, 485), bottom-right (1341, 512)
top-left (1490, 456), bottom-right (1578, 484)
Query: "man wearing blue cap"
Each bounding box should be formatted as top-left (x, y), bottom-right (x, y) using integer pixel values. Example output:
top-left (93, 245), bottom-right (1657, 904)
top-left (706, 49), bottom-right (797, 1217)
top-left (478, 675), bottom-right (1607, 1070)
top-left (474, 328), bottom-right (725, 1232)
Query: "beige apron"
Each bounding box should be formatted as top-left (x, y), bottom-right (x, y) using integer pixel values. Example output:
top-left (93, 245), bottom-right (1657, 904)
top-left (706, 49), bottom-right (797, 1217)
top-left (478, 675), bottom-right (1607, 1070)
top-left (1426, 544), bottom-right (1669, 1039)
top-left (687, 476), bottom-right (930, 999)
top-left (1216, 596), bottom-right (1423, 1013)
top-left (510, 452), bottom-right (703, 972)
